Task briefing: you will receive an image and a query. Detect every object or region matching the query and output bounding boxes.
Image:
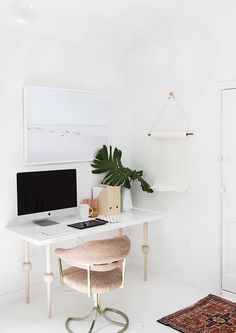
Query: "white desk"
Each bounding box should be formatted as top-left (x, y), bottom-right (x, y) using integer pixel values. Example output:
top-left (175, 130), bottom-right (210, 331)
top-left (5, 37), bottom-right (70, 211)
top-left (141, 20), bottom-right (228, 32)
top-left (7, 209), bottom-right (163, 318)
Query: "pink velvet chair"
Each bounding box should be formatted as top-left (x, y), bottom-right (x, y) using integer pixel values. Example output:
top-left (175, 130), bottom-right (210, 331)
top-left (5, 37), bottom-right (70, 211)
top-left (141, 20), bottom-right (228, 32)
top-left (55, 235), bottom-right (131, 333)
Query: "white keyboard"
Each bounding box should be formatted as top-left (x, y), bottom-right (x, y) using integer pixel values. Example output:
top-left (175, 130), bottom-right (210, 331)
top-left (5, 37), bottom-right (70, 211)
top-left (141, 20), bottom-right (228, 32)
top-left (41, 226), bottom-right (74, 236)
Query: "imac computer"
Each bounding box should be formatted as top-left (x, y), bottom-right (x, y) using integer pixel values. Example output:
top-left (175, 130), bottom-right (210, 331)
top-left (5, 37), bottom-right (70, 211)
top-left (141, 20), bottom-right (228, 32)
top-left (17, 169), bottom-right (77, 226)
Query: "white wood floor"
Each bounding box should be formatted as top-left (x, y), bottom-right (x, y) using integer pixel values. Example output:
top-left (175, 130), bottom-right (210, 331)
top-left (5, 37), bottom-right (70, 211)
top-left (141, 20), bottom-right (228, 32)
top-left (0, 265), bottom-right (233, 333)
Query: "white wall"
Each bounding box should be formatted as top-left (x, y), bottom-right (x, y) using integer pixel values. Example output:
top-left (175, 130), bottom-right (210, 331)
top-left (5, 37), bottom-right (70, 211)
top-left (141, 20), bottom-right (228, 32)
top-left (0, 2), bottom-right (128, 304)
top-left (2, 0), bottom-right (236, 305)
top-left (125, 0), bottom-right (236, 292)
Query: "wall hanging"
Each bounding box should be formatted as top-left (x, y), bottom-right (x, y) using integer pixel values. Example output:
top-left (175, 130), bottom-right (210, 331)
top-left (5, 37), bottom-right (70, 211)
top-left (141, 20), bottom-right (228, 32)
top-left (148, 91), bottom-right (194, 192)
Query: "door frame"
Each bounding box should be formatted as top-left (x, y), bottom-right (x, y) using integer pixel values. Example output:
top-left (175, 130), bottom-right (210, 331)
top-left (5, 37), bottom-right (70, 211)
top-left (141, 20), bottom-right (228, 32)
top-left (215, 79), bottom-right (236, 294)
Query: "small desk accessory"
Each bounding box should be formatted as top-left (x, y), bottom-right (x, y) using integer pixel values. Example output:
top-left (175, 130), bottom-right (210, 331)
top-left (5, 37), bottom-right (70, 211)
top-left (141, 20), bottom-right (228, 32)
top-left (68, 219), bottom-right (107, 230)
top-left (97, 214), bottom-right (121, 223)
top-left (82, 198), bottom-right (98, 217)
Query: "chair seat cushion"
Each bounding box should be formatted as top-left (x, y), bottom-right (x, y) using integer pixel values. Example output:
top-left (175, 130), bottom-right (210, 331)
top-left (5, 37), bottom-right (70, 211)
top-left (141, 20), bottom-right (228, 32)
top-left (63, 266), bottom-right (122, 294)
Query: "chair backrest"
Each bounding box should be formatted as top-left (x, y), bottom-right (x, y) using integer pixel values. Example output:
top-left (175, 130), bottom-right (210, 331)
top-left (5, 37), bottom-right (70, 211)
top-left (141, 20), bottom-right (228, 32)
top-left (55, 236), bottom-right (131, 271)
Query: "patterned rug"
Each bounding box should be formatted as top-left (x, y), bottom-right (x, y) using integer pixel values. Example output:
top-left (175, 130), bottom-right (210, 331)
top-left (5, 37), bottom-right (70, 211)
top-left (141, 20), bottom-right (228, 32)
top-left (157, 294), bottom-right (236, 333)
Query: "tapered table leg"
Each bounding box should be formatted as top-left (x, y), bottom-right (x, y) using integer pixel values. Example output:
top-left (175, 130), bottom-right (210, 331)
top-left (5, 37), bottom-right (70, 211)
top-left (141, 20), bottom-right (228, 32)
top-left (22, 241), bottom-right (32, 304)
top-left (44, 245), bottom-right (54, 318)
top-left (142, 222), bottom-right (150, 281)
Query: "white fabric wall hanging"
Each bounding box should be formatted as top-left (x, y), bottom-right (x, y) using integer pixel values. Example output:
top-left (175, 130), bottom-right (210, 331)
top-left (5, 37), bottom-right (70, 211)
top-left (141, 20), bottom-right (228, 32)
top-left (148, 91), bottom-right (194, 192)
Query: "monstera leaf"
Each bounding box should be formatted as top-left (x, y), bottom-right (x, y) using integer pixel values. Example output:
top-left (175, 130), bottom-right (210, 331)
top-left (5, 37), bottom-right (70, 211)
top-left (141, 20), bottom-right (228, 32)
top-left (91, 145), bottom-right (153, 193)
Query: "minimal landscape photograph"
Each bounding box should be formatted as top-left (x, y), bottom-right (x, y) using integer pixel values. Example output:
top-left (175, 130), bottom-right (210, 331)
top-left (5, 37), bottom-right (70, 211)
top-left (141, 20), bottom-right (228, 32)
top-left (24, 86), bottom-right (109, 164)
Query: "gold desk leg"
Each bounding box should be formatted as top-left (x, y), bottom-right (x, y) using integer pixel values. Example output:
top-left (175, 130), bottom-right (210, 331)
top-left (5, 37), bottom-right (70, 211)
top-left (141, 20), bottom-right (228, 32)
top-left (142, 222), bottom-right (150, 281)
top-left (22, 241), bottom-right (32, 304)
top-left (44, 244), bottom-right (54, 318)
top-left (118, 228), bottom-right (123, 236)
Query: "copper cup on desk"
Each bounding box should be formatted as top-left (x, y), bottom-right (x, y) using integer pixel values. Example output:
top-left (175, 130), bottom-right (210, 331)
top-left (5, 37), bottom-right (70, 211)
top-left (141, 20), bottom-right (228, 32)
top-left (82, 198), bottom-right (98, 217)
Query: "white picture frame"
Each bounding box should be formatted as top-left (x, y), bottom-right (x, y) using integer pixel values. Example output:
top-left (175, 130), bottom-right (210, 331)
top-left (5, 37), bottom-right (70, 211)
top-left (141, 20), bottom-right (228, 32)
top-left (23, 86), bottom-right (110, 165)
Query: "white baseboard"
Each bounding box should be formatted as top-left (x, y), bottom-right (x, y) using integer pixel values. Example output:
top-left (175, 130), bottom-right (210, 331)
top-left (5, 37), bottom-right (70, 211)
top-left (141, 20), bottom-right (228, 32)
top-left (0, 284), bottom-right (43, 308)
top-left (0, 257), bottom-right (218, 308)
top-left (0, 279), bottom-right (61, 308)
top-left (128, 255), bottom-right (218, 293)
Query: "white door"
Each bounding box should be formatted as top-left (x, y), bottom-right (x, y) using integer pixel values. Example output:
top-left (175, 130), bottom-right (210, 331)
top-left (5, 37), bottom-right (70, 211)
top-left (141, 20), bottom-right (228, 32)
top-left (222, 88), bottom-right (236, 293)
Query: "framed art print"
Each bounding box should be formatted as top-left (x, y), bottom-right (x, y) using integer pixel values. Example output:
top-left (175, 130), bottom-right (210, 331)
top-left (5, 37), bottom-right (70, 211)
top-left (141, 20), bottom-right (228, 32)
top-left (23, 86), bottom-right (110, 165)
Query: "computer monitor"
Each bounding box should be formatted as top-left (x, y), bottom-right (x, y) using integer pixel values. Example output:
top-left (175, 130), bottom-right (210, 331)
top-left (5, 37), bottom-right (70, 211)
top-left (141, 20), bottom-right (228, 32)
top-left (17, 169), bottom-right (77, 225)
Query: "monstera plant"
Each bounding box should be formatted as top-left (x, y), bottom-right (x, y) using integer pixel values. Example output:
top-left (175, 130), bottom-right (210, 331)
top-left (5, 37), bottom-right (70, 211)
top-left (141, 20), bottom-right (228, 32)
top-left (91, 145), bottom-right (153, 193)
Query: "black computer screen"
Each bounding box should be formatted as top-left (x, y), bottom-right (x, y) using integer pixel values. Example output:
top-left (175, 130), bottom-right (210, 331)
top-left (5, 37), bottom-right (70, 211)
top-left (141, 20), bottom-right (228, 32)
top-left (17, 169), bottom-right (77, 216)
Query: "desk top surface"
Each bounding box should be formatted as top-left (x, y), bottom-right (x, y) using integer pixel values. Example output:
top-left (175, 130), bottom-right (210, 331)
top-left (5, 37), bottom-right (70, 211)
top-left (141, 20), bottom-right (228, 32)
top-left (6, 209), bottom-right (164, 246)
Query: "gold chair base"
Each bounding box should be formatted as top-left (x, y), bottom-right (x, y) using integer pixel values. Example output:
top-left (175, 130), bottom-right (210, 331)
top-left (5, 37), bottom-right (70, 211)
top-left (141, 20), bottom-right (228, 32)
top-left (65, 294), bottom-right (129, 333)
